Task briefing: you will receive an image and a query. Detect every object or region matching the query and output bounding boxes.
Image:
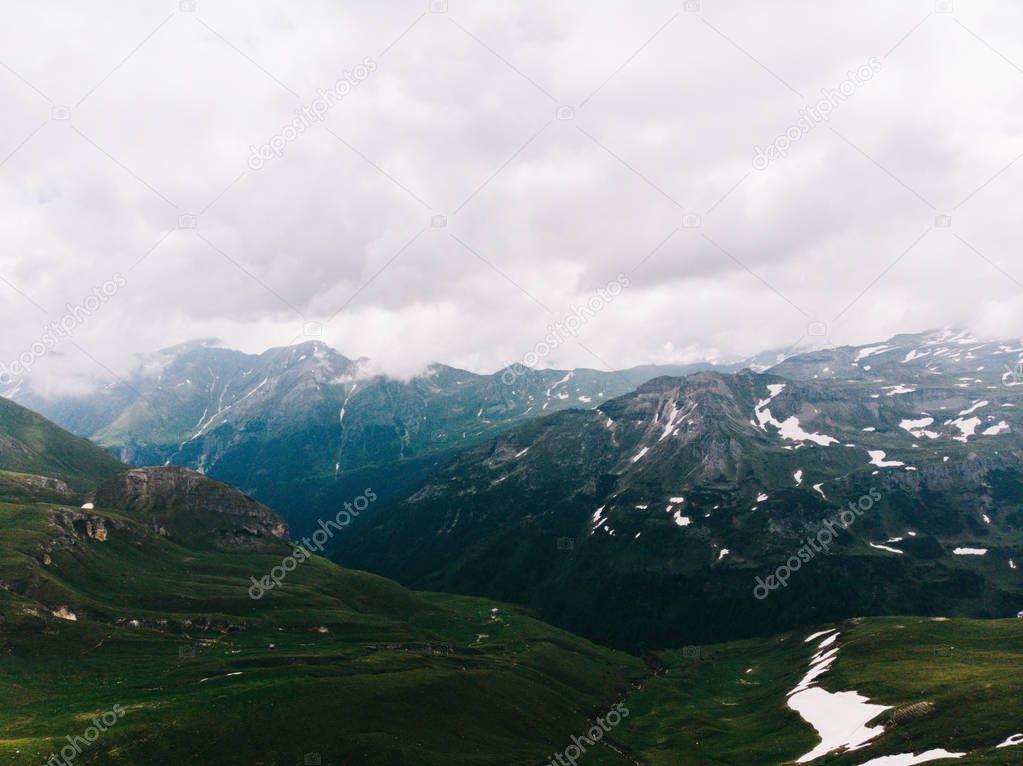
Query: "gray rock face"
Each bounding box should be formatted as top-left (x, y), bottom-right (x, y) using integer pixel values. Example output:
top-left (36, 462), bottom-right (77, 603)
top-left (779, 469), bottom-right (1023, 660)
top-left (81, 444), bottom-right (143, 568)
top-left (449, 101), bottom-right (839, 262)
top-left (94, 466), bottom-right (289, 548)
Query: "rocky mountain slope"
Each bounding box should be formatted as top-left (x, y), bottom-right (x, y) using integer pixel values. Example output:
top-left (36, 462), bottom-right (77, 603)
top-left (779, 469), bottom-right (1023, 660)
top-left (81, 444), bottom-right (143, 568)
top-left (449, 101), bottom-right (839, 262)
top-left (341, 330), bottom-right (1023, 649)
top-left (92, 466), bottom-right (289, 549)
top-left (7, 340), bottom-right (725, 536)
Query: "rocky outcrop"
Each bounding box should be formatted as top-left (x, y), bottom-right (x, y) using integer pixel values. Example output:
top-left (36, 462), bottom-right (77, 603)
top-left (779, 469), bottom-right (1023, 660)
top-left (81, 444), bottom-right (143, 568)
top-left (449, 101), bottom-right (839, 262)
top-left (92, 466), bottom-right (289, 548)
top-left (11, 472), bottom-right (71, 496)
top-left (0, 470), bottom-right (75, 504)
top-left (42, 508), bottom-right (125, 560)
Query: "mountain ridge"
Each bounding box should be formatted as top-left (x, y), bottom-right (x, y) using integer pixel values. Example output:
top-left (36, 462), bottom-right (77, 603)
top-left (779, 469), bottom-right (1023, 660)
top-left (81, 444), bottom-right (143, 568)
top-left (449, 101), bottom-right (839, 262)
top-left (1, 333), bottom-right (1023, 763)
top-left (339, 330), bottom-right (1023, 648)
top-left (7, 339), bottom-right (733, 536)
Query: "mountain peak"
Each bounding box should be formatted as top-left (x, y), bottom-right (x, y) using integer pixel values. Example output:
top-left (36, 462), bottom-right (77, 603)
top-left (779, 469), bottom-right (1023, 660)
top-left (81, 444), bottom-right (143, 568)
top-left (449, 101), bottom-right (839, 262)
top-left (157, 338), bottom-right (224, 356)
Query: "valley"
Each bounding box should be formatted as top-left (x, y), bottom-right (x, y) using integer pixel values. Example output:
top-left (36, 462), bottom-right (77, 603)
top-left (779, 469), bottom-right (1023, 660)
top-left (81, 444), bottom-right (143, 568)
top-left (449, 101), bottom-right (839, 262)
top-left (2, 329), bottom-right (1022, 764)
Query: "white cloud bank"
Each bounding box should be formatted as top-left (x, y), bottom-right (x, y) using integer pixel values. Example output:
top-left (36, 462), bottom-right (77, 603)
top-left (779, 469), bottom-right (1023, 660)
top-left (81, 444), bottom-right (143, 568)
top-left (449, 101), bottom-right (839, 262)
top-left (2, 0), bottom-right (1023, 389)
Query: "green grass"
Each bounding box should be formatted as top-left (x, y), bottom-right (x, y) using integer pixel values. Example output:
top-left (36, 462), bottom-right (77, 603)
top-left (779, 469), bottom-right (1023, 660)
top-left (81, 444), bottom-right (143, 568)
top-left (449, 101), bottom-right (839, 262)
top-left (825, 617), bottom-right (1023, 765)
top-left (0, 398), bottom-right (125, 491)
top-left (612, 632), bottom-right (818, 765)
top-left (0, 496), bottom-right (646, 765)
top-left (615, 618), bottom-right (1023, 765)
top-left (4, 487), bottom-right (1023, 764)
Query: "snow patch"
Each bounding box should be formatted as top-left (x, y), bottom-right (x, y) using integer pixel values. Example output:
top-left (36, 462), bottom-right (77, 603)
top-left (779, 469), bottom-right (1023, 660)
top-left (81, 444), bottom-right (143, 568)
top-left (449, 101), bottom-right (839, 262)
top-left (868, 450), bottom-right (904, 468)
top-left (870, 542), bottom-right (904, 555)
top-left (788, 631), bottom-right (889, 763)
top-left (777, 416), bottom-right (839, 446)
top-left (950, 417), bottom-right (981, 442)
top-left (884, 385), bottom-right (917, 396)
top-left (545, 371), bottom-right (573, 398)
top-left (998, 733), bottom-right (1023, 749)
top-left (958, 400), bottom-right (988, 416)
top-left (855, 344), bottom-right (893, 361)
top-left (804, 629), bottom-right (837, 643)
top-left (983, 421), bottom-right (1010, 435)
top-left (753, 384), bottom-right (787, 431)
top-left (856, 749), bottom-right (965, 765)
top-left (630, 446), bottom-right (649, 463)
top-left (659, 402), bottom-right (688, 442)
top-left (899, 417), bottom-right (939, 439)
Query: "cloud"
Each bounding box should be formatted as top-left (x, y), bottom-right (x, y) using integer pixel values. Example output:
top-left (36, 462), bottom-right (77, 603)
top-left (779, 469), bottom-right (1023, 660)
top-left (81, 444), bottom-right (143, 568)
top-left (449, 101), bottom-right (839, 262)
top-left (1, 0), bottom-right (1023, 391)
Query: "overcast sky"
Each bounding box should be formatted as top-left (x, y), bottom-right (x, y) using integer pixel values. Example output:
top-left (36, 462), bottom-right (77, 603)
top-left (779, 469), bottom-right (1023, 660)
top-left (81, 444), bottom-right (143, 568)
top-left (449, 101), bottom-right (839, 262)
top-left (2, 0), bottom-right (1023, 391)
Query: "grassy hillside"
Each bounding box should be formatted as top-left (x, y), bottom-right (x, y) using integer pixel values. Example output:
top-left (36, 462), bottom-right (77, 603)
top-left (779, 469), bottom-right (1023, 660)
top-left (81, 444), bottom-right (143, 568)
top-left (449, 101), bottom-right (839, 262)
top-left (0, 483), bottom-right (646, 765)
top-left (0, 397), bottom-right (125, 491)
top-left (616, 617), bottom-right (1023, 765)
top-left (2, 469), bottom-right (1022, 763)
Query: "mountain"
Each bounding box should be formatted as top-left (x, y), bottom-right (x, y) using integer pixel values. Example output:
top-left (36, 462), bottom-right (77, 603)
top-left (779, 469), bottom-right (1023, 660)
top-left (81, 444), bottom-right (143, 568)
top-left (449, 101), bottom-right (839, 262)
top-left (770, 327), bottom-right (1023, 385)
top-left (2, 352), bottom-right (1023, 764)
top-left (0, 414), bottom-right (648, 765)
top-left (340, 330), bottom-right (1023, 649)
top-left (0, 396), bottom-right (125, 491)
top-left (8, 340), bottom-right (729, 536)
